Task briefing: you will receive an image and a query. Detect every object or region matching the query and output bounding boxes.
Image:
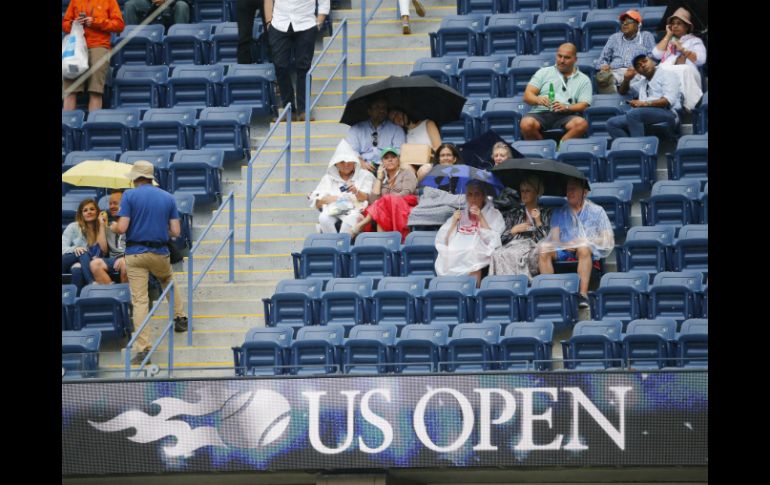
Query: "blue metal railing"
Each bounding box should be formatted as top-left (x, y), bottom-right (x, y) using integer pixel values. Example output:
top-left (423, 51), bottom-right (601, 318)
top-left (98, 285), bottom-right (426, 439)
top-left (124, 282), bottom-right (176, 378)
top-left (305, 18), bottom-right (349, 163)
top-left (245, 104), bottom-right (293, 253)
top-left (186, 191), bottom-right (236, 345)
top-left (360, 0), bottom-right (389, 76)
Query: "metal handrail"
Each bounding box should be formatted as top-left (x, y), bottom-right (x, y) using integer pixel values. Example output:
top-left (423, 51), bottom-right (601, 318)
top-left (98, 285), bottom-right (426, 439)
top-left (187, 190), bottom-right (236, 346)
top-left (305, 18), bottom-right (349, 163)
top-left (360, 0), bottom-right (390, 76)
top-left (245, 104), bottom-right (293, 253)
top-left (124, 282), bottom-right (176, 378)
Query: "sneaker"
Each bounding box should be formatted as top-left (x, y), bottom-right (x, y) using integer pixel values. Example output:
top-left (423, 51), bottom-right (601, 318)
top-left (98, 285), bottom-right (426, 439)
top-left (131, 350), bottom-right (151, 366)
top-left (412, 0), bottom-right (426, 17)
top-left (402, 17), bottom-right (411, 35)
top-left (577, 294), bottom-right (589, 309)
top-left (174, 316), bottom-right (188, 333)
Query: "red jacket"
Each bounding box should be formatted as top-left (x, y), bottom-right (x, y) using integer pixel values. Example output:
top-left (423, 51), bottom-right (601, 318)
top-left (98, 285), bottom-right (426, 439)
top-left (62, 0), bottom-right (124, 50)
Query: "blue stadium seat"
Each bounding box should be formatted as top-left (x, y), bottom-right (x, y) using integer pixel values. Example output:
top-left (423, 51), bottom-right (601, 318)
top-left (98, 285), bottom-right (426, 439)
top-left (173, 191), bottom-right (195, 251)
top-left (194, 106), bottom-right (252, 161)
top-left (640, 179), bottom-right (700, 228)
top-left (699, 183), bottom-right (707, 224)
top-left (73, 283), bottom-right (133, 341)
top-left (666, 134), bottom-right (708, 186)
top-left (169, 148), bottom-right (225, 205)
top-left (222, 63), bottom-right (277, 117)
top-left (319, 277), bottom-right (375, 333)
top-left (498, 320), bottom-right (554, 370)
top-left (506, 54), bottom-right (555, 97)
top-left (616, 225), bottom-right (675, 275)
top-left (166, 64), bottom-right (225, 108)
top-left (119, 150), bottom-right (173, 189)
top-left (692, 90), bottom-right (707, 135)
top-left (112, 65), bottom-right (169, 109)
top-left (289, 324), bottom-right (346, 375)
top-left (557, 136), bottom-right (606, 182)
top-left (411, 56), bottom-right (461, 89)
top-left (263, 278), bottom-right (323, 332)
top-left (137, 107), bottom-right (197, 151)
top-left (81, 109), bottom-right (141, 152)
top-left (394, 323), bottom-right (450, 373)
top-left (369, 276), bottom-right (426, 326)
top-left (162, 23), bottom-right (212, 66)
top-left (457, 0), bottom-right (503, 15)
top-left (342, 324), bottom-right (398, 374)
top-left (672, 224), bottom-right (708, 275)
top-left (292, 233), bottom-right (351, 280)
top-left (647, 271), bottom-right (704, 323)
top-left (638, 5), bottom-right (666, 38)
top-left (349, 231), bottom-right (402, 278)
top-left (606, 0), bottom-right (647, 9)
top-left (473, 274), bottom-right (529, 325)
top-left (211, 22), bottom-right (259, 64)
top-left (584, 93), bottom-right (628, 137)
top-left (589, 271), bottom-right (648, 327)
top-left (587, 181), bottom-right (633, 238)
top-left (605, 136), bottom-right (658, 190)
top-left (480, 96), bottom-right (529, 142)
top-left (512, 139), bottom-right (557, 159)
top-left (444, 322), bottom-right (501, 372)
top-left (561, 319), bottom-right (623, 369)
top-left (62, 329), bottom-right (102, 379)
top-left (622, 318), bottom-right (677, 369)
top-left (482, 13), bottom-right (534, 56)
top-left (62, 284), bottom-right (78, 331)
top-left (439, 98), bottom-right (483, 144)
top-left (558, 0), bottom-right (598, 9)
top-left (509, 0), bottom-right (549, 12)
top-left (429, 15), bottom-right (485, 58)
top-left (232, 326), bottom-right (293, 376)
top-left (62, 110), bottom-right (85, 157)
top-left (575, 48), bottom-right (602, 92)
top-left (193, 0), bottom-right (226, 23)
top-left (532, 10), bottom-right (582, 54)
top-left (422, 276), bottom-right (477, 326)
top-left (526, 273), bottom-right (580, 327)
top-left (458, 55), bottom-right (508, 99)
top-left (676, 318), bottom-right (708, 368)
top-left (111, 24), bottom-right (164, 66)
top-left (580, 8), bottom-right (621, 52)
top-left (61, 197), bottom-right (89, 233)
top-left (400, 231), bottom-right (438, 277)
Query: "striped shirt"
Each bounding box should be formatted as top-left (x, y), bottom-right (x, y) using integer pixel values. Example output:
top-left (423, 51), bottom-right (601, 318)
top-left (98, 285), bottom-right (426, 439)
top-left (594, 31), bottom-right (657, 70)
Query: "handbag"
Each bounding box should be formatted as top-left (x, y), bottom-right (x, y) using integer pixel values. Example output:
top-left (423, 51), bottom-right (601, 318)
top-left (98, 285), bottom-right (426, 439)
top-left (62, 21), bottom-right (89, 79)
top-left (167, 239), bottom-right (184, 264)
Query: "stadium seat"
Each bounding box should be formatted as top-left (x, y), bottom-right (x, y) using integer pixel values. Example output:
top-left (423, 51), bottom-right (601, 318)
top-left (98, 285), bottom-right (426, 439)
top-left (263, 278), bottom-right (323, 332)
top-left (439, 98), bottom-right (483, 144)
top-left (606, 0), bottom-right (647, 9)
top-left (429, 15), bottom-right (485, 58)
top-left (166, 64), bottom-right (225, 108)
top-left (580, 8), bottom-right (621, 52)
top-left (173, 192), bottom-right (195, 251)
top-left (638, 5), bottom-right (666, 38)
top-left (62, 110), bottom-right (85, 157)
top-left (672, 224), bottom-right (708, 275)
top-left (112, 65), bottom-right (169, 109)
top-left (369, 276), bottom-right (426, 326)
top-left (62, 329), bottom-right (102, 379)
top-left (561, 319), bottom-right (623, 369)
top-left (211, 22), bottom-right (261, 64)
top-left (232, 326), bottom-right (293, 376)
top-left (693, 90), bottom-right (708, 135)
top-left (81, 109), bottom-right (141, 152)
top-left (480, 96), bottom-right (529, 143)
top-left (411, 56), bottom-right (461, 89)
top-left (647, 271), bottom-right (704, 323)
top-left (422, 276), bottom-right (477, 326)
top-left (458, 55), bottom-right (508, 99)
top-left (640, 179), bottom-right (701, 228)
top-left (444, 322), bottom-right (501, 372)
top-left (137, 107), bottom-right (197, 151)
top-left (506, 54), bottom-right (555, 97)
top-left (584, 93), bottom-right (628, 137)
top-left (589, 271), bottom-right (649, 327)
top-left (509, 0), bottom-right (549, 12)
top-left (289, 324), bottom-right (346, 375)
top-left (349, 232), bottom-right (402, 279)
top-left (622, 318), bottom-right (677, 369)
top-left (292, 233), bottom-right (351, 280)
top-left (62, 284), bottom-right (78, 331)
top-left (532, 11), bottom-right (582, 54)
top-left (557, 136), bottom-right (606, 183)
top-left (498, 320), bottom-right (554, 370)
top-left (605, 136), bottom-right (659, 190)
top-left (473, 274), bottom-right (529, 325)
top-left (676, 318), bottom-right (708, 368)
top-left (481, 13), bottom-right (534, 56)
top-left (616, 225), bottom-right (675, 275)
top-left (512, 139), bottom-right (557, 159)
top-left (699, 183), bottom-right (708, 224)
top-left (400, 231), bottom-right (438, 277)
top-left (558, 0), bottom-right (598, 9)
top-left (393, 323), bottom-right (450, 373)
top-left (457, 0), bottom-right (503, 15)
top-left (194, 106), bottom-right (253, 161)
top-left (526, 273), bottom-right (581, 327)
top-left (587, 181), bottom-right (633, 238)
top-left (73, 283), bottom-right (133, 341)
top-left (222, 63), bottom-right (277, 117)
top-left (666, 134), bottom-right (708, 185)
top-left (193, 0), bottom-right (226, 23)
top-left (111, 24), bottom-right (164, 66)
top-left (162, 23), bottom-right (212, 66)
top-left (342, 324), bottom-right (398, 374)
top-left (318, 277), bottom-right (375, 333)
top-left (169, 148), bottom-right (225, 205)
top-left (119, 150), bottom-right (173, 189)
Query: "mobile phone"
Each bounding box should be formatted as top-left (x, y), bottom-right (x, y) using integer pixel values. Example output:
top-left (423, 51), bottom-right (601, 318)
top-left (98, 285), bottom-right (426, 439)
top-left (339, 184), bottom-right (349, 192)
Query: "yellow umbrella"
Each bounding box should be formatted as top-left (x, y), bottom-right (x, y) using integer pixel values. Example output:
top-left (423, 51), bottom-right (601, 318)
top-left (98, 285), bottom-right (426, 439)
top-left (62, 160), bottom-right (158, 188)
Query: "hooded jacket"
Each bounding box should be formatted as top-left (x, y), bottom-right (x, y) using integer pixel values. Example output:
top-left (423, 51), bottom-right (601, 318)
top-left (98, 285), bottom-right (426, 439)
top-left (63, 0), bottom-right (125, 50)
top-left (308, 140), bottom-right (376, 209)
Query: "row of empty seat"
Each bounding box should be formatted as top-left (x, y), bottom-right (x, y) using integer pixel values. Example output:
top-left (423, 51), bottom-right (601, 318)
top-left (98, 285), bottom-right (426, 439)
top-left (616, 225), bottom-right (707, 276)
top-left (62, 284), bottom-right (133, 341)
top-left (457, 0), bottom-right (656, 16)
top-left (63, 0), bottom-right (264, 25)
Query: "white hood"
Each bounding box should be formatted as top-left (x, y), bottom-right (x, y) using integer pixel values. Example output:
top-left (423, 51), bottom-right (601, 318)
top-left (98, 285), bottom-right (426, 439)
top-left (326, 139), bottom-right (362, 177)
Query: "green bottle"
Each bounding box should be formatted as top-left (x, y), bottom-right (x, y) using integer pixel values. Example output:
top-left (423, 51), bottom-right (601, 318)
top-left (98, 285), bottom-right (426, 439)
top-left (548, 82), bottom-right (555, 111)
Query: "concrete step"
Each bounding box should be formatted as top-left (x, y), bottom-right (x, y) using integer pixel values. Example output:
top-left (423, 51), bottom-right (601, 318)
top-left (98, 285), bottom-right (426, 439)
top-left (311, 62), bottom-right (419, 78)
top-left (310, 74), bottom-right (388, 94)
top-left (223, 177), bottom-right (323, 195)
top-left (239, 160), bottom-right (331, 179)
top-left (185, 252), bottom-right (298, 271)
top-left (306, 46), bottom-right (431, 67)
top-left (173, 281), bottom-right (281, 300)
top-left (193, 222), bottom-right (317, 240)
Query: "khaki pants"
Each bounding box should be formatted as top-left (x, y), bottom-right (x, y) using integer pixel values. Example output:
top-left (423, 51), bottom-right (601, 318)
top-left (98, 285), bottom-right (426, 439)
top-left (126, 252), bottom-right (186, 352)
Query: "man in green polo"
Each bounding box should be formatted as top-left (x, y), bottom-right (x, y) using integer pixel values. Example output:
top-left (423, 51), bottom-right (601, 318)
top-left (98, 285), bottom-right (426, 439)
top-left (520, 43), bottom-right (592, 144)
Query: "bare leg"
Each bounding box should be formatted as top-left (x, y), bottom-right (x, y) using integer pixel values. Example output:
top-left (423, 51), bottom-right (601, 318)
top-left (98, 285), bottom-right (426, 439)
top-left (88, 92), bottom-right (103, 112)
top-left (539, 251), bottom-right (556, 275)
top-left (520, 116), bottom-right (544, 140)
top-left (352, 214), bottom-right (373, 236)
top-left (561, 117), bottom-right (589, 143)
top-left (575, 247), bottom-right (593, 295)
top-left (469, 269), bottom-right (483, 288)
top-left (63, 93), bottom-right (78, 111)
top-left (90, 258), bottom-right (114, 284)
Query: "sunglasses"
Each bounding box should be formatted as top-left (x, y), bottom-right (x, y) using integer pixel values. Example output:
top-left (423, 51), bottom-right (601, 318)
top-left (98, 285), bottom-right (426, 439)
top-left (371, 131), bottom-right (378, 147)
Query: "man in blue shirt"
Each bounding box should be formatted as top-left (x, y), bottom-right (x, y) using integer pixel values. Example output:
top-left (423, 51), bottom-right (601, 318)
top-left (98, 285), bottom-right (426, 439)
top-left (116, 161), bottom-right (187, 365)
top-left (594, 9), bottom-right (656, 94)
top-left (606, 53), bottom-right (682, 139)
top-left (345, 97), bottom-right (406, 174)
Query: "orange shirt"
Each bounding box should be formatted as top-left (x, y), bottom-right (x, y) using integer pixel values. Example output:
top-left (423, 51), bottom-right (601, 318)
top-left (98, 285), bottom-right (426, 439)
top-left (62, 0), bottom-right (124, 50)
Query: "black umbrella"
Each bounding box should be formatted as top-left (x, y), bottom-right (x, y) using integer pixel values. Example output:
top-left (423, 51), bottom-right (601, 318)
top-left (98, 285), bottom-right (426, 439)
top-left (458, 130), bottom-right (525, 170)
top-left (340, 75), bottom-right (467, 127)
top-left (491, 158), bottom-right (590, 196)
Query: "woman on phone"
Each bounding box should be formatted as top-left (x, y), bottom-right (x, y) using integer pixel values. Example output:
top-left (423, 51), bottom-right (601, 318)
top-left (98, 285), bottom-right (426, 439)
top-left (652, 6), bottom-right (706, 100)
top-left (62, 198), bottom-right (108, 289)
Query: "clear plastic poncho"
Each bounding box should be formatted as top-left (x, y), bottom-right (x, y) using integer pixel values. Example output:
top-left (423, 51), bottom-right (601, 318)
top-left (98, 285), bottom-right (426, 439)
top-left (536, 199), bottom-right (614, 259)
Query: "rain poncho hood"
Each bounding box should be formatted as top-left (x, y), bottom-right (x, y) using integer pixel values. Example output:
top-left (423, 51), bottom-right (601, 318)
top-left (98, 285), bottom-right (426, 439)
top-left (309, 140), bottom-right (376, 209)
top-left (537, 199), bottom-right (614, 259)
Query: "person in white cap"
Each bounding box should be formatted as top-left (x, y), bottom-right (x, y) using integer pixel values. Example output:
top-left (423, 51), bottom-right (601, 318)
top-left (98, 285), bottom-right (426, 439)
top-left (309, 140), bottom-right (376, 234)
top-left (114, 160), bottom-right (187, 365)
top-left (594, 9), bottom-right (656, 94)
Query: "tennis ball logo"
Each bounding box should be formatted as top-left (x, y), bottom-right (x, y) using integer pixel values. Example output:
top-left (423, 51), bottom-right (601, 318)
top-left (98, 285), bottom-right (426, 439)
top-left (219, 390), bottom-right (291, 449)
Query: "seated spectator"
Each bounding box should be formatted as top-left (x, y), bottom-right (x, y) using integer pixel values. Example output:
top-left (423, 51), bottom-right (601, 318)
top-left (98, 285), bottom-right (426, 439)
top-left (489, 175), bottom-right (551, 280)
top-left (594, 9), bottom-right (656, 94)
top-left (388, 108), bottom-right (441, 180)
top-left (62, 0), bottom-right (125, 112)
top-left (124, 0), bottom-right (191, 26)
top-left (62, 199), bottom-right (107, 289)
top-left (520, 43), bottom-right (592, 145)
top-left (351, 147), bottom-right (419, 241)
top-left (309, 140), bottom-right (376, 234)
top-left (90, 191), bottom-right (127, 284)
top-left (538, 177), bottom-right (614, 308)
top-left (346, 97), bottom-right (406, 174)
top-left (406, 142), bottom-right (466, 230)
top-left (491, 142), bottom-right (513, 166)
top-left (606, 53), bottom-right (682, 139)
top-left (435, 181), bottom-right (506, 287)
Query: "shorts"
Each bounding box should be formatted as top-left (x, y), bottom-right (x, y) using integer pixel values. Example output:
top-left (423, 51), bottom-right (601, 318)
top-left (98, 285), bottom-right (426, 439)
top-left (102, 255), bottom-right (125, 271)
top-left (556, 249), bottom-right (601, 270)
top-left (523, 111), bottom-right (580, 132)
top-left (62, 47), bottom-right (110, 95)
